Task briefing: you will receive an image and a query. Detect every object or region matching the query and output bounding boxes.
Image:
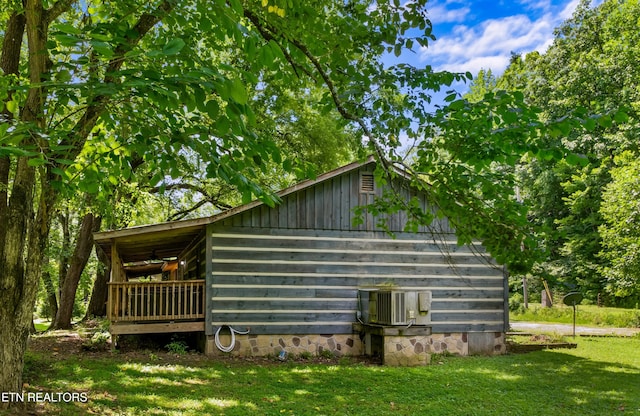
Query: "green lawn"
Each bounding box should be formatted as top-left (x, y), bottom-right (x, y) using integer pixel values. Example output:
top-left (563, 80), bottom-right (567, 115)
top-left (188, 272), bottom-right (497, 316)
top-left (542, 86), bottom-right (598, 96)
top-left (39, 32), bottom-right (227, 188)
top-left (8, 334), bottom-right (640, 415)
top-left (33, 320), bottom-right (51, 332)
top-left (510, 303), bottom-right (640, 328)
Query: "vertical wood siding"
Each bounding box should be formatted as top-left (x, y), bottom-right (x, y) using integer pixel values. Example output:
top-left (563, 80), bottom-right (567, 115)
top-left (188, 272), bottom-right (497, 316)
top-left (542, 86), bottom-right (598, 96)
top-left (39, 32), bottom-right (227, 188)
top-left (218, 165), bottom-right (452, 233)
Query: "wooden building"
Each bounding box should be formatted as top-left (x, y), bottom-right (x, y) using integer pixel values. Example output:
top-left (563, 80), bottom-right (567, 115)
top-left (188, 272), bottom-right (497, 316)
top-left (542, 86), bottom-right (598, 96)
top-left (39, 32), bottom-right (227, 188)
top-left (94, 157), bottom-right (509, 364)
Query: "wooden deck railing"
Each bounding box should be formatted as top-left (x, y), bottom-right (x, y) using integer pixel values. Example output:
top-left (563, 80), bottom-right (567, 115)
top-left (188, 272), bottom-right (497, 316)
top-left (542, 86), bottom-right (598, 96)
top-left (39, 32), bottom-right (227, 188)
top-left (108, 280), bottom-right (205, 322)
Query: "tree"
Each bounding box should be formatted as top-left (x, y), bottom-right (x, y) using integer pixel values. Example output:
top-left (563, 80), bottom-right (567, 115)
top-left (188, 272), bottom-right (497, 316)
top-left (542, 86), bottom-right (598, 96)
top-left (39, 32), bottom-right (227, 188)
top-left (465, 68), bottom-right (497, 103)
top-left (600, 152), bottom-right (640, 304)
top-left (496, 0), bottom-right (639, 304)
top-left (50, 210), bottom-right (101, 329)
top-left (0, 0), bottom-right (451, 398)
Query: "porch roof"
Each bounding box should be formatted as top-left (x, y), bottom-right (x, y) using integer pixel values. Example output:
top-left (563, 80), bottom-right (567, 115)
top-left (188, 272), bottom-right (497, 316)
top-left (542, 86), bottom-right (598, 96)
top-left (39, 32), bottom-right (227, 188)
top-left (94, 217), bottom-right (210, 264)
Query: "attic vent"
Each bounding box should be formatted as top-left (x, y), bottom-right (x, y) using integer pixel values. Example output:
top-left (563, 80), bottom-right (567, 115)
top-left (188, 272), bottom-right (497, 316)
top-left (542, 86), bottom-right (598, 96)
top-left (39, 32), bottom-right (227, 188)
top-left (360, 173), bottom-right (375, 193)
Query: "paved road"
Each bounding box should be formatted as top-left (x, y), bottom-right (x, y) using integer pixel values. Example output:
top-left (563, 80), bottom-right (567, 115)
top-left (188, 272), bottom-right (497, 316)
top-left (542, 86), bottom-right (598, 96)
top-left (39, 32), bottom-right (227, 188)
top-left (509, 321), bottom-right (640, 337)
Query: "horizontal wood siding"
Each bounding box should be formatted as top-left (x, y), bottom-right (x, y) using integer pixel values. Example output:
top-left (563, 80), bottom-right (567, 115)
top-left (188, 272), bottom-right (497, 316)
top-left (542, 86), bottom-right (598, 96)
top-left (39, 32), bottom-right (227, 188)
top-left (208, 227), bottom-right (505, 335)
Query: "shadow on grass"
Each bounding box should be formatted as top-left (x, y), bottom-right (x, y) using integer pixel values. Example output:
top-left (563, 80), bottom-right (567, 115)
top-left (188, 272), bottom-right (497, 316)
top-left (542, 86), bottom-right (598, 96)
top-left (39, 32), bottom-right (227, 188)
top-left (17, 338), bottom-right (640, 415)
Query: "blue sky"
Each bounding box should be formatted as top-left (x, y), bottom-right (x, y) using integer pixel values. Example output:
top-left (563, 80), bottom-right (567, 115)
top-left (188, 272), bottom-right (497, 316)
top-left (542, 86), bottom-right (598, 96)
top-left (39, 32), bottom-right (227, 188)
top-left (387, 0), bottom-right (597, 150)
top-left (414, 0), bottom-right (586, 76)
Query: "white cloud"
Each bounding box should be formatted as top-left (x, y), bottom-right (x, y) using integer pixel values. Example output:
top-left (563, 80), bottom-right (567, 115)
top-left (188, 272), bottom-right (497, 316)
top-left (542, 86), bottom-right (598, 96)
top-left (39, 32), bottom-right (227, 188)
top-left (517, 0), bottom-right (553, 13)
top-left (426, 2), bottom-right (471, 24)
top-left (558, 0), bottom-right (581, 19)
top-left (418, 0), bottom-right (584, 75)
top-left (441, 55), bottom-right (512, 76)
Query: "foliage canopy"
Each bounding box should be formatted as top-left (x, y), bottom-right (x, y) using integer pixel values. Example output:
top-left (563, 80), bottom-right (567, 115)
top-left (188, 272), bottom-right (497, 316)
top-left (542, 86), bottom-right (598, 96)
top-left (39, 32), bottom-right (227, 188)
top-left (493, 0), bottom-right (640, 305)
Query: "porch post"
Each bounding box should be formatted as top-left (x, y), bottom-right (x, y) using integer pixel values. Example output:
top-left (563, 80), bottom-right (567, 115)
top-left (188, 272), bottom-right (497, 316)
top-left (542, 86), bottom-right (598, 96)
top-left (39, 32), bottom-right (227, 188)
top-left (111, 241), bottom-right (125, 282)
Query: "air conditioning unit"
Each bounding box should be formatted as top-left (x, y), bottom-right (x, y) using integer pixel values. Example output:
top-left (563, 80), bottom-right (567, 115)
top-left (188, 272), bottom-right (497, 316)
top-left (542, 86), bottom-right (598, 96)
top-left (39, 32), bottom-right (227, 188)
top-left (358, 289), bottom-right (431, 326)
top-left (372, 290), bottom-right (406, 325)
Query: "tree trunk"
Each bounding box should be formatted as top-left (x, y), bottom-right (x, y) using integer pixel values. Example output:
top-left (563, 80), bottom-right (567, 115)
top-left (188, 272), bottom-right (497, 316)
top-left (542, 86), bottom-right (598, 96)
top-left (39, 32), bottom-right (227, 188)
top-left (42, 271), bottom-right (59, 321)
top-left (0, 0), bottom-right (48, 401)
top-left (0, 160), bottom-right (37, 402)
top-left (57, 210), bottom-right (71, 297)
top-left (51, 213), bottom-right (102, 329)
top-left (0, 317), bottom-right (31, 406)
top-left (0, 11), bottom-right (26, 247)
top-left (85, 238), bottom-right (111, 318)
top-left (0, 1), bottom-right (171, 405)
top-left (0, 175), bottom-right (55, 404)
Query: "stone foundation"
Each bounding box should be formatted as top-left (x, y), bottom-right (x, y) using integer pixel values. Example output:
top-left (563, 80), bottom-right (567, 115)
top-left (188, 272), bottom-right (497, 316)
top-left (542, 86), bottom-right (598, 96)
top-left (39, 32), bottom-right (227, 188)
top-left (383, 335), bottom-right (431, 366)
top-left (427, 333), bottom-right (468, 355)
top-left (206, 333), bottom-right (362, 358)
top-left (205, 330), bottom-right (506, 364)
top-left (427, 332), bottom-right (506, 356)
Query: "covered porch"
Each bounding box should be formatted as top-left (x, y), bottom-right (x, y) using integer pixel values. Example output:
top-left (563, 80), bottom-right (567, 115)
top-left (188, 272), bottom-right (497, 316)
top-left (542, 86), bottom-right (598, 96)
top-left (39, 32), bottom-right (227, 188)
top-left (94, 218), bottom-right (211, 335)
top-left (107, 279), bottom-right (205, 334)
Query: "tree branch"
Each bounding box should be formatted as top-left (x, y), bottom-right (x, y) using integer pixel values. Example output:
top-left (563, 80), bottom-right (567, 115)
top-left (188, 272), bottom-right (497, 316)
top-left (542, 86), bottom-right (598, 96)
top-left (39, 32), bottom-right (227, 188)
top-left (45, 0), bottom-right (75, 25)
top-left (242, 8), bottom-right (390, 172)
top-left (55, 0), bottom-right (174, 168)
top-left (167, 199), bottom-right (210, 222)
top-left (148, 182), bottom-right (234, 212)
top-left (243, 9), bottom-right (314, 80)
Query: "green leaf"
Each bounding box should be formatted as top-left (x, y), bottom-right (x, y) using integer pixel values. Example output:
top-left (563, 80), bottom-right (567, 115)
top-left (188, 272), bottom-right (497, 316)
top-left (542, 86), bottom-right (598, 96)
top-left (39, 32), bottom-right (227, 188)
top-left (53, 158), bottom-right (75, 165)
top-left (448, 99), bottom-right (465, 111)
top-left (27, 157), bottom-right (48, 167)
top-left (56, 70), bottom-right (72, 83)
top-left (613, 110), bottom-right (629, 124)
top-left (90, 40), bottom-right (113, 57)
top-left (54, 33), bottom-right (83, 47)
top-left (146, 49), bottom-right (163, 58)
top-left (53, 23), bottom-right (82, 35)
top-left (597, 115), bottom-right (612, 128)
top-left (228, 78), bottom-right (248, 105)
top-left (565, 153), bottom-right (588, 167)
top-left (583, 117), bottom-right (597, 132)
top-left (394, 43), bottom-right (402, 57)
top-left (444, 93), bottom-right (457, 103)
top-left (85, 181), bottom-right (99, 194)
top-left (6, 100), bottom-right (18, 115)
top-left (502, 110), bottom-right (517, 124)
top-left (228, 0), bottom-right (243, 14)
top-left (163, 38), bottom-right (186, 55)
top-left (87, 32), bottom-right (111, 42)
top-left (205, 100), bottom-right (219, 119)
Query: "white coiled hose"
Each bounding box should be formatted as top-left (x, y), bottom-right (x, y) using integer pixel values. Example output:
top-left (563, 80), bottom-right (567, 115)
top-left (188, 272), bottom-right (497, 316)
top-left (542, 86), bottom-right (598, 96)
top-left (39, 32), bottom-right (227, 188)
top-left (214, 325), bottom-right (250, 352)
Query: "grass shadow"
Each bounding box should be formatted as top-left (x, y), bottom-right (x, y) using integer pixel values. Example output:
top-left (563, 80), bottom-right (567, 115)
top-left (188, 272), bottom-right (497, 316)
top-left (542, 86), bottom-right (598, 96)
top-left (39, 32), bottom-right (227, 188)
top-left (13, 337), bottom-right (640, 415)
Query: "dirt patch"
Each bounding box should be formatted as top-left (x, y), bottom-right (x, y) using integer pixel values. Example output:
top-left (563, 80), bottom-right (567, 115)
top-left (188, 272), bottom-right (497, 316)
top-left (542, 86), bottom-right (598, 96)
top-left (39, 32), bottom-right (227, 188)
top-left (506, 341), bottom-right (577, 353)
top-left (27, 331), bottom-right (86, 359)
top-left (505, 333), bottom-right (578, 354)
top-left (26, 328), bottom-right (379, 367)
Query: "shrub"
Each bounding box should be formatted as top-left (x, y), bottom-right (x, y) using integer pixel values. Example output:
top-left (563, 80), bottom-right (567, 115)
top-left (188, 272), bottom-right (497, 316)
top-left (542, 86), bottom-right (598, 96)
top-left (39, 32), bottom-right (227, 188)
top-left (319, 349), bottom-right (334, 359)
top-left (509, 293), bottom-right (525, 313)
top-left (82, 330), bottom-right (111, 351)
top-left (165, 336), bottom-right (188, 354)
